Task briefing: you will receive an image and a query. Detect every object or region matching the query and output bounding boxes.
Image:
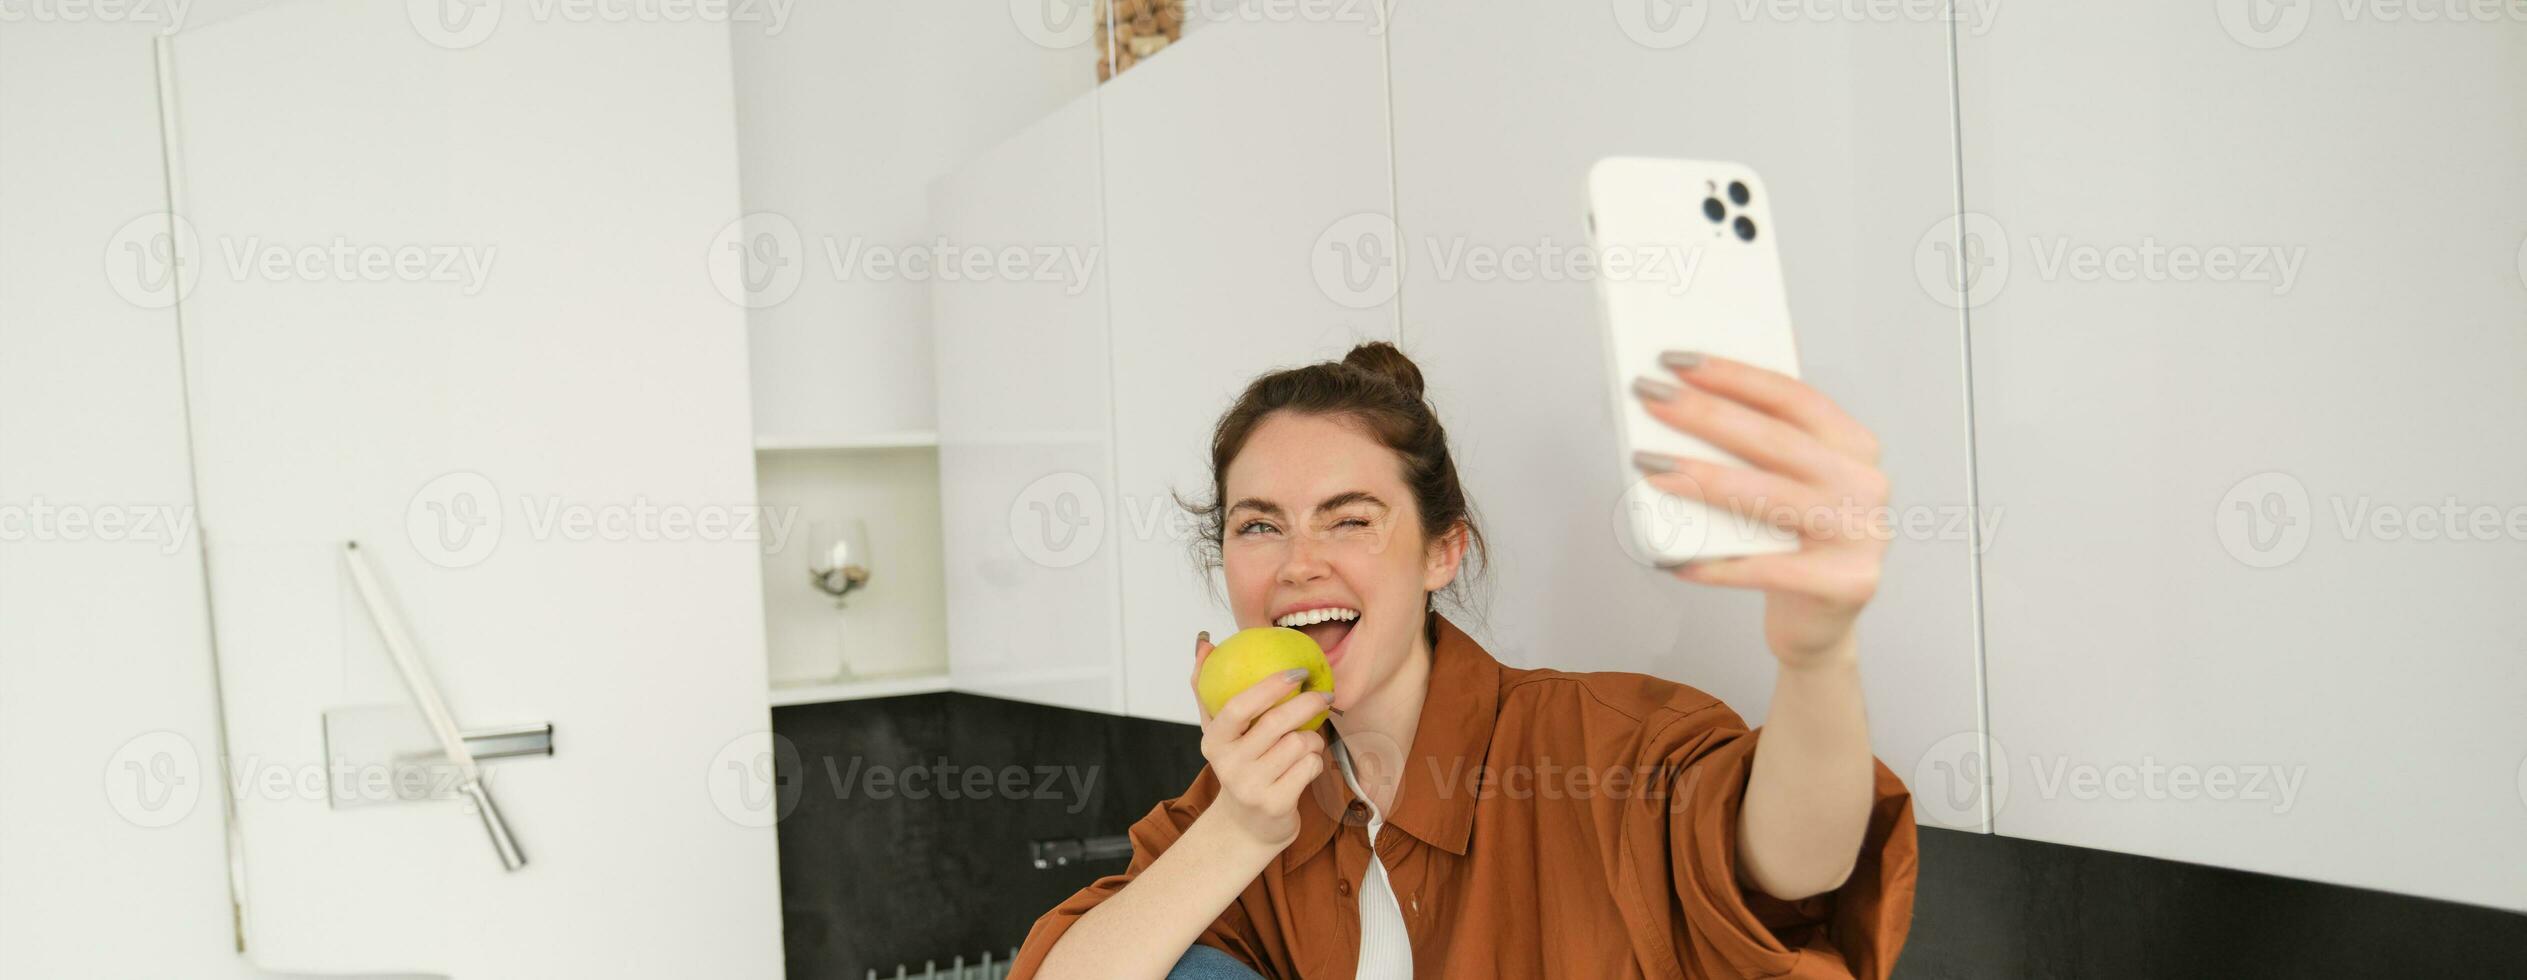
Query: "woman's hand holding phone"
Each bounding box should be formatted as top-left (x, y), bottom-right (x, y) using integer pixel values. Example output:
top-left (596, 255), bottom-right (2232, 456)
top-left (1190, 631), bottom-right (1331, 852)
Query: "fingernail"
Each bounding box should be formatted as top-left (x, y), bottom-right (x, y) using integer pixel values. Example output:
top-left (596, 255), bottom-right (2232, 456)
top-left (1196, 630), bottom-right (1210, 643)
top-left (1279, 668), bottom-right (1309, 684)
top-left (1632, 375), bottom-right (1680, 402)
top-left (1632, 450), bottom-right (1676, 474)
top-left (1318, 692), bottom-right (1337, 704)
top-left (1659, 349), bottom-right (1705, 371)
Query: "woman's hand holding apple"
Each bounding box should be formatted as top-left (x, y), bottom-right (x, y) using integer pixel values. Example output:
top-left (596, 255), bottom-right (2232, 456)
top-left (1191, 631), bottom-right (1332, 853)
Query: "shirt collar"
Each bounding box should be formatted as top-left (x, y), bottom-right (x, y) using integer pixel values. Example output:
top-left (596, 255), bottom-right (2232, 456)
top-left (1284, 611), bottom-right (1502, 869)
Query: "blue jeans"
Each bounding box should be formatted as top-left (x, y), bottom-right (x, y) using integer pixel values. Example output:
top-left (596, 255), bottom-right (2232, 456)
top-left (1168, 943), bottom-right (1266, 980)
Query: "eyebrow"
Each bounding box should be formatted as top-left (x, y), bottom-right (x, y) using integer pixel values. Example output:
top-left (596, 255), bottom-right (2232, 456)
top-left (1226, 491), bottom-right (1390, 520)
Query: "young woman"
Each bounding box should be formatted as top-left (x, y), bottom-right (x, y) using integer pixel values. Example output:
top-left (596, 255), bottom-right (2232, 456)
top-left (1009, 343), bottom-right (1916, 979)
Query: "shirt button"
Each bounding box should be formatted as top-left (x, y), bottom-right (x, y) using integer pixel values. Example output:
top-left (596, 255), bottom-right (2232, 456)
top-left (1347, 801), bottom-right (1367, 815)
top-left (1337, 879), bottom-right (1353, 896)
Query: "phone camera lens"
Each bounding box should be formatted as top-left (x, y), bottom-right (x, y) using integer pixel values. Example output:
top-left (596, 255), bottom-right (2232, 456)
top-left (1733, 215), bottom-right (1757, 242)
top-left (1728, 181), bottom-right (1752, 206)
top-left (1701, 198), bottom-right (1726, 223)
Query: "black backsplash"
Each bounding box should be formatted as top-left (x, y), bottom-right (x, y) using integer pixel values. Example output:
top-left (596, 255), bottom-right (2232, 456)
top-left (773, 692), bottom-right (1204, 977)
top-left (774, 693), bottom-right (2527, 979)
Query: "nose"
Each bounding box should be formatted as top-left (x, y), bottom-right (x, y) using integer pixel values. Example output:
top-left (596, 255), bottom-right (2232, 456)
top-left (1276, 532), bottom-right (1331, 587)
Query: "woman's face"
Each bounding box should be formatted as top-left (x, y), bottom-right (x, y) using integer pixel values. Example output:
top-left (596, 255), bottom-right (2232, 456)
top-left (1220, 411), bottom-right (1463, 712)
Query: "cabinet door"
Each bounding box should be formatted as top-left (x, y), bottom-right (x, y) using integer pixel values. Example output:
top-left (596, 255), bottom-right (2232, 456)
top-left (1387, 6), bottom-right (1987, 828)
top-left (931, 94), bottom-right (1126, 713)
top-left (1961, 5), bottom-right (2527, 908)
top-left (165, 4), bottom-right (781, 974)
top-left (1101, 17), bottom-right (1400, 724)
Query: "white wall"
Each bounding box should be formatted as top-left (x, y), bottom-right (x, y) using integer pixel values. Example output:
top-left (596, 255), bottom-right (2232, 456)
top-left (1959, 3), bottom-right (2527, 910)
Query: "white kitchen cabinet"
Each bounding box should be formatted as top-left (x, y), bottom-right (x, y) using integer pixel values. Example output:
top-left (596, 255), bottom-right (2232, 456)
top-left (1959, 5), bottom-right (2527, 908)
top-left (735, 2), bottom-right (1096, 444)
top-left (1384, 7), bottom-right (1989, 830)
top-left (1099, 16), bottom-right (1402, 724)
top-left (928, 95), bottom-right (1128, 714)
top-left (163, 4), bottom-right (782, 973)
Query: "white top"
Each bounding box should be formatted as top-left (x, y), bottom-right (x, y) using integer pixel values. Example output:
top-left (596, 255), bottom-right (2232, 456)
top-left (1332, 739), bottom-right (1416, 978)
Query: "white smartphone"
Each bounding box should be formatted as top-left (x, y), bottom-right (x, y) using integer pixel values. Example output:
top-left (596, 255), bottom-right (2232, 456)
top-left (1586, 156), bottom-right (1804, 566)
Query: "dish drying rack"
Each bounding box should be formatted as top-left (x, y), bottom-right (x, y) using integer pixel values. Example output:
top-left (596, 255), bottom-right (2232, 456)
top-left (867, 948), bottom-right (1020, 979)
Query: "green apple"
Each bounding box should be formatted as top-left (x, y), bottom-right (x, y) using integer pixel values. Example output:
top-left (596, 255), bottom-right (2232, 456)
top-left (1197, 626), bottom-right (1335, 731)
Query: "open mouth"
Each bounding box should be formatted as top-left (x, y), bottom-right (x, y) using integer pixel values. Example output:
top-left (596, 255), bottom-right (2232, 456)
top-left (1274, 606), bottom-right (1360, 667)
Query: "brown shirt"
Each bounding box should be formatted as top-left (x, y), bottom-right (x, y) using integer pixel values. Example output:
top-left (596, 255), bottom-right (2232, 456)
top-left (1009, 613), bottom-right (1919, 979)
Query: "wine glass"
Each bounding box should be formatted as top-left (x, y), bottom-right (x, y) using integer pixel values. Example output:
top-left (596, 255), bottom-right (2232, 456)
top-left (804, 518), bottom-right (871, 681)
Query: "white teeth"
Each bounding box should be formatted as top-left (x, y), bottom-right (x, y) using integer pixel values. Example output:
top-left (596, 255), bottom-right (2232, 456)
top-left (1274, 607), bottom-right (1361, 628)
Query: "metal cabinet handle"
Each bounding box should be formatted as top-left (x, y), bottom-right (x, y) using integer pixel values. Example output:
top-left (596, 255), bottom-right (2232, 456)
top-left (342, 541), bottom-right (529, 872)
